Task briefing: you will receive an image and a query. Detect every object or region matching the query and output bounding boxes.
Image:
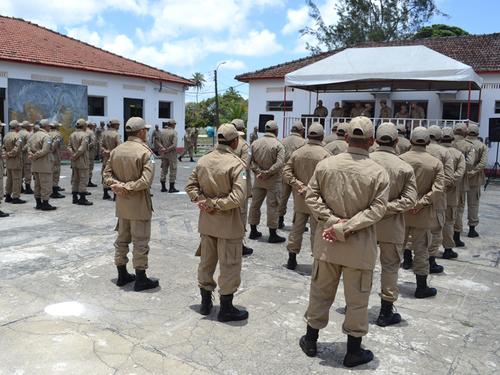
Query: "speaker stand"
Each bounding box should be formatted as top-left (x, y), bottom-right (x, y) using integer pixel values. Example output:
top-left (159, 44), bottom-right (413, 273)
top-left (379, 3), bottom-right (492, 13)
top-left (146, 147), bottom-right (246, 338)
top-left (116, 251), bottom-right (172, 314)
top-left (485, 142), bottom-right (500, 190)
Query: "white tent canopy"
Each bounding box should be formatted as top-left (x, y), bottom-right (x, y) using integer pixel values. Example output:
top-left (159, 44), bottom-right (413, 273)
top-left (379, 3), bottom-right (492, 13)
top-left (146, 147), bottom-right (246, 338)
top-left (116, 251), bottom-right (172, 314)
top-left (284, 45), bottom-right (483, 92)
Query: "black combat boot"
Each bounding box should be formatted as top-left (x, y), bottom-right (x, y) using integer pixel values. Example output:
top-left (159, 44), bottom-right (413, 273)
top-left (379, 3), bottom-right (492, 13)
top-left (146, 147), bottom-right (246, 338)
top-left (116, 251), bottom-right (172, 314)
top-left (168, 183), bottom-right (179, 193)
top-left (299, 325), bottom-right (319, 357)
top-left (442, 248), bottom-right (458, 259)
top-left (11, 197), bottom-right (27, 204)
top-left (268, 228), bottom-right (286, 243)
top-left (35, 198), bottom-right (42, 210)
top-left (82, 191), bottom-right (92, 195)
top-left (178, 155), bottom-right (182, 162)
top-left (116, 265), bottom-right (136, 286)
top-left (402, 249), bottom-right (413, 269)
top-left (199, 288), bottom-right (213, 316)
top-left (414, 274), bottom-right (437, 299)
top-left (50, 186), bottom-right (65, 199)
top-left (376, 299), bottom-right (401, 327)
top-left (4, 194), bottom-right (12, 203)
top-left (453, 231), bottom-right (465, 247)
top-left (72, 192), bottom-right (79, 204)
top-left (0, 210), bottom-right (9, 218)
top-left (21, 185), bottom-right (25, 194)
top-left (217, 294), bottom-right (248, 322)
top-left (242, 244), bottom-right (253, 256)
top-left (249, 225), bottom-right (262, 240)
top-left (278, 216), bottom-right (285, 229)
top-left (429, 256), bottom-right (444, 274)
top-left (343, 335), bottom-right (374, 368)
top-left (103, 188), bottom-right (112, 200)
top-left (56, 186), bottom-right (65, 192)
top-left (24, 184), bottom-right (34, 194)
top-left (87, 179), bottom-right (97, 187)
top-left (161, 181), bottom-right (168, 192)
top-left (468, 226), bottom-right (479, 238)
top-left (287, 252), bottom-right (297, 270)
top-left (41, 200), bottom-right (57, 211)
top-left (77, 193), bottom-right (93, 206)
top-left (134, 269), bottom-right (159, 291)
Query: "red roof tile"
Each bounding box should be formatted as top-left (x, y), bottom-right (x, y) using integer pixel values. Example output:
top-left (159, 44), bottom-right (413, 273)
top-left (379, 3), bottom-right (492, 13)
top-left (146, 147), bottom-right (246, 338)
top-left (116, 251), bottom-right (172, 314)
top-left (0, 16), bottom-right (193, 86)
top-left (236, 33), bottom-right (500, 82)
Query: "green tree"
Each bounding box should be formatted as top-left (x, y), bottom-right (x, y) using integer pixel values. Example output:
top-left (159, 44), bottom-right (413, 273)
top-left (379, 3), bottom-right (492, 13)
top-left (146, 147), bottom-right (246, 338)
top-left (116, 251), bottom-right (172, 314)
top-left (414, 24), bottom-right (468, 39)
top-left (191, 72), bottom-right (206, 103)
top-left (301, 0), bottom-right (445, 54)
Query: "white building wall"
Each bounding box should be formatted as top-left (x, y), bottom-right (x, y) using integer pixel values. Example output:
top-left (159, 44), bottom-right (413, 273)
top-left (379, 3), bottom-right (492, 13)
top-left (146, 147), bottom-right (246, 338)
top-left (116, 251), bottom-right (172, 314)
top-left (0, 61), bottom-right (187, 146)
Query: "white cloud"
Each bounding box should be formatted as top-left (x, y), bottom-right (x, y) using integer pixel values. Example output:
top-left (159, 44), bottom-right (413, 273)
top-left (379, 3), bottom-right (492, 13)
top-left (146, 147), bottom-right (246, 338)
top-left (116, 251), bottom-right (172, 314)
top-left (282, 6), bottom-right (309, 35)
top-left (219, 60), bottom-right (247, 71)
top-left (222, 29), bottom-right (283, 56)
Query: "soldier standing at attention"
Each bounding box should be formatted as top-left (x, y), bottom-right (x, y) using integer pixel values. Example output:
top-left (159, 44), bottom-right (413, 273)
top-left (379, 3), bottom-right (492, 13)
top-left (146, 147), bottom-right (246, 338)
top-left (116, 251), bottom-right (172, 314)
top-left (49, 122), bottom-right (65, 199)
top-left (20, 121), bottom-right (34, 194)
top-left (440, 127), bottom-right (465, 259)
top-left (249, 127), bottom-right (258, 144)
top-left (350, 102), bottom-right (364, 118)
top-left (313, 100), bottom-right (328, 118)
top-left (69, 119), bottom-right (93, 206)
top-left (95, 122), bottom-right (104, 162)
top-left (300, 116), bottom-right (389, 367)
top-left (103, 117), bottom-right (159, 292)
top-left (400, 127), bottom-right (445, 298)
top-left (282, 123), bottom-right (330, 270)
top-left (0, 122), bottom-right (9, 217)
top-left (151, 125), bottom-right (161, 155)
top-left (248, 120), bottom-right (286, 243)
top-left (191, 126), bottom-right (199, 154)
top-left (452, 123), bottom-right (475, 247)
top-left (231, 118), bottom-right (254, 256)
top-left (156, 120), bottom-right (179, 193)
top-left (379, 100), bottom-right (392, 120)
top-left (178, 125), bottom-right (195, 162)
top-left (465, 124), bottom-right (487, 238)
top-left (87, 122), bottom-right (98, 187)
top-left (331, 102), bottom-right (344, 119)
top-left (186, 123), bottom-right (248, 322)
top-left (371, 123), bottom-right (417, 326)
top-left (100, 119), bottom-right (121, 200)
top-left (29, 119), bottom-right (56, 211)
top-left (278, 121), bottom-right (306, 229)
top-left (396, 124), bottom-right (411, 154)
top-left (3, 121), bottom-right (26, 204)
top-left (325, 122), bottom-right (348, 155)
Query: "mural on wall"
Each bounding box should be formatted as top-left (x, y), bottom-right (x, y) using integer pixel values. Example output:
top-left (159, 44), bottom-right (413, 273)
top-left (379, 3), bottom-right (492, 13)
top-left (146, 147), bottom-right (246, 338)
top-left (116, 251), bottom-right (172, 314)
top-left (8, 78), bottom-right (88, 141)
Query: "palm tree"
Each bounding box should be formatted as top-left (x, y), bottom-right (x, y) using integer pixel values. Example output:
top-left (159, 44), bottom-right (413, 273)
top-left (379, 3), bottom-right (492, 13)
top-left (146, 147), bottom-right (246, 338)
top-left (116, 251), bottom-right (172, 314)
top-left (191, 72), bottom-right (206, 104)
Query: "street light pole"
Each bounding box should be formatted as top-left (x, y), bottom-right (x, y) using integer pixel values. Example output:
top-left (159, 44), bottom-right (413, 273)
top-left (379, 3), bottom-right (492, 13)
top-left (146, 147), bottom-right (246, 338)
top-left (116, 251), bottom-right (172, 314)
top-left (213, 61), bottom-right (226, 146)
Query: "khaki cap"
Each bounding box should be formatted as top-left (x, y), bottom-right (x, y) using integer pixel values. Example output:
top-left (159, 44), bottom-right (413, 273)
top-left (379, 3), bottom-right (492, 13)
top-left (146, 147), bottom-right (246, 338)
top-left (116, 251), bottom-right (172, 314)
top-left (348, 116), bottom-right (374, 139)
top-left (231, 119), bottom-right (245, 131)
top-left (441, 127), bottom-right (454, 141)
top-left (109, 119), bottom-right (120, 126)
top-left (40, 119), bottom-right (50, 127)
top-left (21, 121), bottom-right (33, 128)
top-left (411, 126), bottom-right (430, 145)
top-left (125, 117), bottom-right (151, 133)
top-left (168, 119), bottom-right (177, 125)
top-left (396, 123), bottom-right (406, 134)
top-left (376, 122), bottom-right (398, 142)
top-left (291, 120), bottom-right (304, 132)
top-left (76, 118), bottom-right (87, 128)
top-left (428, 125), bottom-right (443, 140)
top-left (308, 122), bottom-right (324, 138)
top-left (332, 122), bottom-right (340, 131)
top-left (50, 122), bottom-right (60, 128)
top-left (453, 122), bottom-right (467, 133)
top-left (217, 123), bottom-right (239, 142)
top-left (467, 124), bottom-right (480, 135)
top-left (9, 120), bottom-right (20, 128)
top-left (337, 122), bottom-right (349, 136)
top-left (265, 120), bottom-right (278, 132)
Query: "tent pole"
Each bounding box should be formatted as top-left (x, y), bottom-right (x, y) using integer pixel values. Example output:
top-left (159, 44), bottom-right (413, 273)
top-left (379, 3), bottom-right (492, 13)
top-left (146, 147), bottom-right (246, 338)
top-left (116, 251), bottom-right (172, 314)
top-left (477, 87), bottom-right (482, 124)
top-left (283, 86), bottom-right (287, 138)
top-left (467, 81), bottom-right (472, 120)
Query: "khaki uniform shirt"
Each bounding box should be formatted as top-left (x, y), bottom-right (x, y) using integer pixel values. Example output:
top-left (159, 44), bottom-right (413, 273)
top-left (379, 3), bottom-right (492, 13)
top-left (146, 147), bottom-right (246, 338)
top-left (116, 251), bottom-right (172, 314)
top-left (411, 107), bottom-right (425, 119)
top-left (69, 129), bottom-right (90, 169)
top-left (186, 145), bottom-right (247, 240)
top-left (323, 133), bottom-right (337, 144)
top-left (395, 111), bottom-right (410, 119)
top-left (350, 107), bottom-right (364, 118)
top-left (466, 136), bottom-right (487, 187)
top-left (29, 129), bottom-right (54, 173)
top-left (249, 132), bottom-right (258, 144)
top-left (103, 137), bottom-right (154, 221)
top-left (250, 133), bottom-right (285, 188)
top-left (441, 143), bottom-right (466, 207)
top-left (396, 136), bottom-right (411, 155)
top-left (282, 132), bottom-right (306, 162)
top-left (86, 129), bottom-right (97, 153)
top-left (379, 106), bottom-right (392, 118)
top-left (3, 131), bottom-right (23, 169)
top-left (313, 106), bottom-right (328, 117)
top-left (400, 146), bottom-right (445, 229)
top-left (371, 146), bottom-right (417, 244)
top-left (452, 135), bottom-right (475, 191)
top-left (19, 129), bottom-right (32, 164)
top-left (325, 138), bottom-right (348, 155)
top-left (156, 128), bottom-right (177, 158)
top-left (184, 128), bottom-right (194, 146)
top-left (427, 141), bottom-right (455, 210)
top-left (331, 108), bottom-right (344, 118)
top-left (50, 130), bottom-right (63, 162)
top-left (305, 147), bottom-right (390, 270)
top-left (234, 135), bottom-right (252, 194)
top-left (101, 130), bottom-right (121, 158)
top-left (282, 139), bottom-right (330, 214)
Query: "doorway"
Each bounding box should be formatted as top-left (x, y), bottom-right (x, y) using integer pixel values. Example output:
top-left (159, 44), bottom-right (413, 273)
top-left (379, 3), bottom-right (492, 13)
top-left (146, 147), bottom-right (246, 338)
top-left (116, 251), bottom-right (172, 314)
top-left (123, 98), bottom-right (143, 140)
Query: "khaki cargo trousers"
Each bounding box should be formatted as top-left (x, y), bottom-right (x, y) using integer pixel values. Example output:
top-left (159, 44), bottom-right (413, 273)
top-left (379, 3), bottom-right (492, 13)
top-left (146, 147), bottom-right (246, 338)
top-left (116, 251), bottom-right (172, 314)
top-left (71, 168), bottom-right (89, 193)
top-left (114, 218), bottom-right (151, 270)
top-left (404, 227), bottom-right (431, 276)
top-left (33, 172), bottom-right (52, 201)
top-left (5, 168), bottom-right (22, 198)
top-left (378, 242), bottom-right (403, 303)
top-left (305, 259), bottom-right (373, 337)
top-left (287, 212), bottom-right (316, 254)
top-left (22, 159), bottom-right (32, 184)
top-left (248, 177), bottom-right (281, 229)
top-left (160, 153), bottom-right (177, 183)
top-left (455, 185), bottom-right (481, 231)
top-left (278, 180), bottom-right (292, 217)
top-left (442, 205), bottom-right (457, 249)
top-left (52, 160), bottom-right (61, 187)
top-left (429, 210), bottom-right (445, 257)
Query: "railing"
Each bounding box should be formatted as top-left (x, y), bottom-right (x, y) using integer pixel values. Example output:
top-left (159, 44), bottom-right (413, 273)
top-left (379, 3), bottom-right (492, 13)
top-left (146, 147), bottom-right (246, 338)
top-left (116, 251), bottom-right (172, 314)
top-left (283, 116), bottom-right (478, 137)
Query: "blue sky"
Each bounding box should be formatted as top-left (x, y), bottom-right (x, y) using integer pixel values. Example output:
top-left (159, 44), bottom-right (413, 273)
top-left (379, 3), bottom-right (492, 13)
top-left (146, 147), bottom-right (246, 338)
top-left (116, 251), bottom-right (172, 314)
top-left (2, 0), bottom-right (499, 102)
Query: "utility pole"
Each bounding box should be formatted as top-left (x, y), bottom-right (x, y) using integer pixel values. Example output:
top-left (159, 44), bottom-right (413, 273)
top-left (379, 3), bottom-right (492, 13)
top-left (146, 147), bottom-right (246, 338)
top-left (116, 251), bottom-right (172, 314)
top-left (213, 61), bottom-right (226, 147)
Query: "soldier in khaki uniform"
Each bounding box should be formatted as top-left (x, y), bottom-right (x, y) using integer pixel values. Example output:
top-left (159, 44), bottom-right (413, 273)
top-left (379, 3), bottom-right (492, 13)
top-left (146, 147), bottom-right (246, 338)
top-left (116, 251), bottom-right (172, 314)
top-left (19, 121), bottom-right (34, 194)
top-left (100, 119), bottom-right (121, 200)
top-left (49, 122), bottom-right (65, 199)
top-left (452, 122), bottom-right (475, 246)
top-left (379, 100), bottom-right (392, 119)
top-left (231, 118), bottom-right (253, 256)
top-left (400, 127), bottom-right (445, 298)
top-left (87, 122), bottom-right (98, 187)
top-left (156, 120), bottom-right (179, 193)
top-left (313, 100), bottom-right (328, 117)
top-left (103, 117), bottom-right (159, 292)
top-left (325, 122), bottom-right (348, 155)
top-left (282, 123), bottom-right (330, 270)
top-left (331, 102), bottom-right (344, 119)
top-left (323, 122), bottom-right (339, 144)
top-left (151, 125), bottom-right (161, 155)
top-left (186, 123), bottom-right (248, 322)
top-left (278, 121), bottom-right (306, 228)
top-left (249, 127), bottom-right (258, 145)
top-left (396, 124), bottom-right (411, 154)
top-left (0, 122), bottom-right (9, 217)
top-left (371, 123), bottom-right (417, 327)
top-left (3, 121), bottom-right (26, 204)
top-left (68, 119), bottom-right (92, 206)
top-left (248, 120), bottom-right (286, 243)
top-left (178, 126), bottom-right (195, 162)
top-left (410, 102), bottom-right (426, 120)
top-left (465, 124), bottom-right (487, 238)
top-left (299, 117), bottom-right (389, 368)
top-left (350, 102), bottom-right (364, 118)
top-left (29, 119), bottom-right (56, 211)
top-left (440, 127), bottom-right (465, 259)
